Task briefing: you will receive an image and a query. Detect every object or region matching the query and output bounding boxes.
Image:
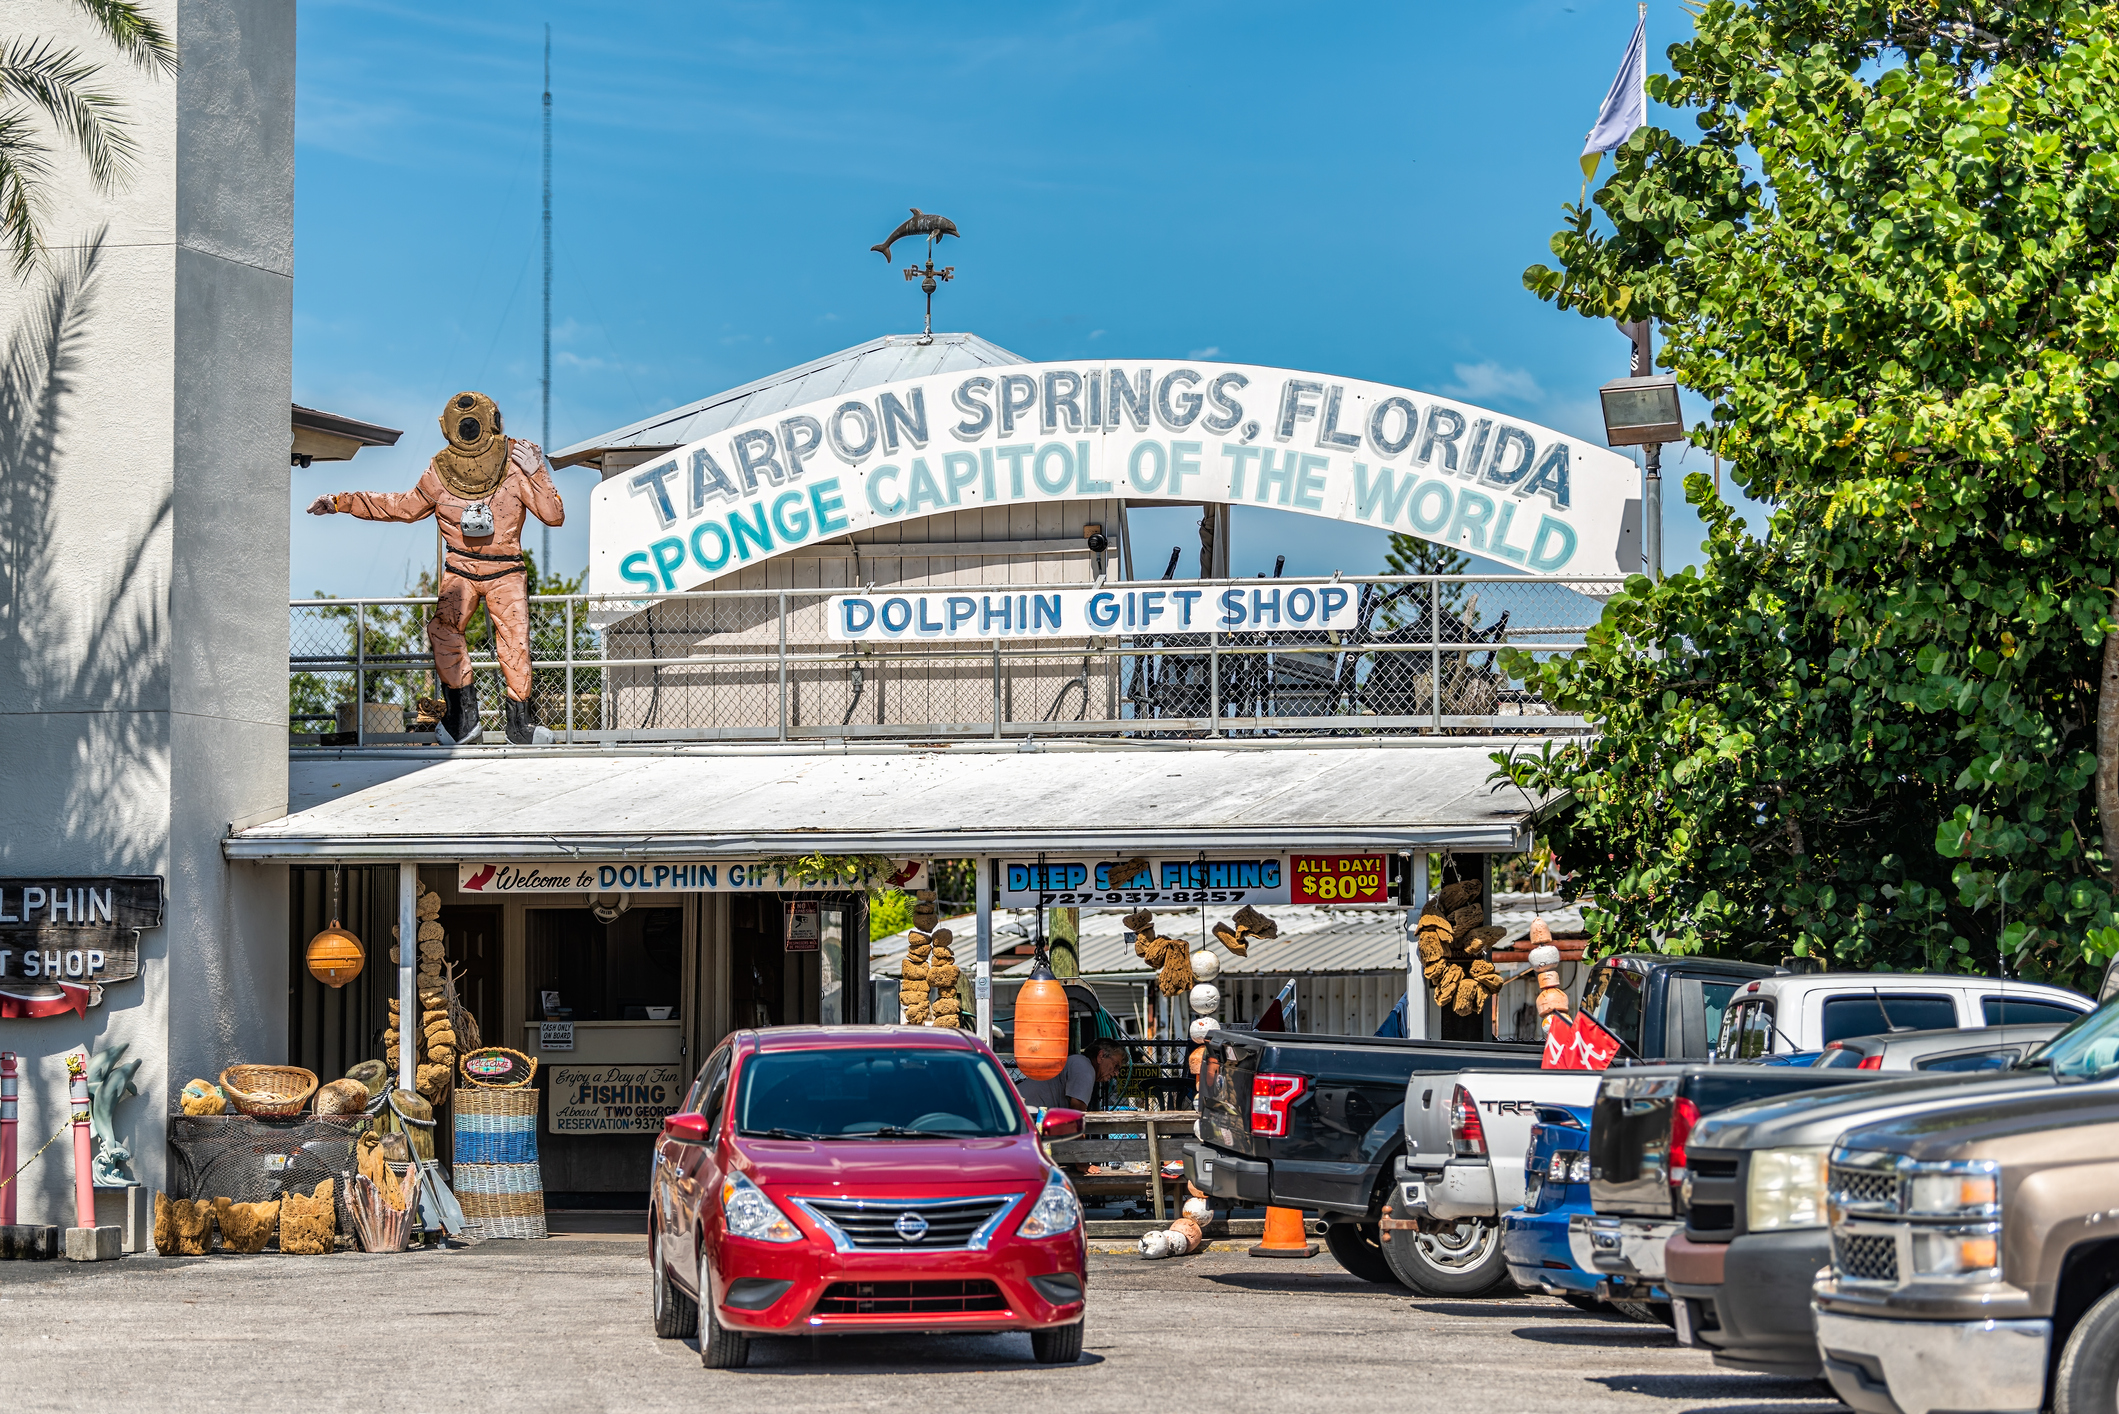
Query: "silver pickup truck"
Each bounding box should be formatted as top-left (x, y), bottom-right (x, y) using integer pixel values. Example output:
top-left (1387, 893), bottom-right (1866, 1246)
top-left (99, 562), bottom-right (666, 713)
top-left (1391, 1069), bottom-right (1603, 1295)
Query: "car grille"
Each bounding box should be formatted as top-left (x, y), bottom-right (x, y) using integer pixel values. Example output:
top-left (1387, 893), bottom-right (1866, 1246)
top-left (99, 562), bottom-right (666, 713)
top-left (1830, 1165), bottom-right (1898, 1211)
top-left (1687, 1204), bottom-right (1735, 1234)
top-left (796, 1195), bottom-right (1019, 1250)
top-left (1834, 1232), bottom-right (1899, 1283)
top-left (814, 1280), bottom-right (1008, 1315)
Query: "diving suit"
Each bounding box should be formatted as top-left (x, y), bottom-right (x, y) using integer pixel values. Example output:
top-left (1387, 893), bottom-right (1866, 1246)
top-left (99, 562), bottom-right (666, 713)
top-left (308, 391), bottom-right (565, 745)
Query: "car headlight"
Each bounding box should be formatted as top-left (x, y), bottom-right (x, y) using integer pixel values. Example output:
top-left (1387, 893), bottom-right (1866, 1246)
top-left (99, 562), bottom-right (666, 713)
top-left (720, 1171), bottom-right (801, 1243)
top-left (1909, 1223), bottom-right (2002, 1281)
top-left (1016, 1171), bottom-right (1081, 1239)
top-left (1905, 1161), bottom-right (2000, 1217)
top-left (1747, 1146), bottom-right (1830, 1231)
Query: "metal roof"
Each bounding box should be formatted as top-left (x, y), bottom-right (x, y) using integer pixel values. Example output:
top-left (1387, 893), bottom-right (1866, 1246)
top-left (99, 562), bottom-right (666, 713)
top-left (871, 894), bottom-right (1589, 980)
top-left (551, 332), bottom-right (1028, 471)
top-left (226, 738), bottom-right (1564, 860)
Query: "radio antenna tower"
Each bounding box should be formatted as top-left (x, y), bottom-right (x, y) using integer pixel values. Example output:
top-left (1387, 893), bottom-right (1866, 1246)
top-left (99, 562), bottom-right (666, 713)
top-left (541, 23), bottom-right (553, 576)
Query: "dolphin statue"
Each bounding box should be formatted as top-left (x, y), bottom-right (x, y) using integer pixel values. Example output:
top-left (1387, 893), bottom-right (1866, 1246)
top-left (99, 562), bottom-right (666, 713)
top-left (871, 208), bottom-right (959, 262)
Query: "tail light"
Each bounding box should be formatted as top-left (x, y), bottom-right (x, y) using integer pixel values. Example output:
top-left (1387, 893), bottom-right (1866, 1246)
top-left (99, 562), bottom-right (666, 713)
top-left (1249, 1073), bottom-right (1306, 1136)
top-left (1449, 1084), bottom-right (1486, 1157)
top-left (1857, 1054), bottom-right (1883, 1071)
top-left (1668, 1096), bottom-right (1701, 1179)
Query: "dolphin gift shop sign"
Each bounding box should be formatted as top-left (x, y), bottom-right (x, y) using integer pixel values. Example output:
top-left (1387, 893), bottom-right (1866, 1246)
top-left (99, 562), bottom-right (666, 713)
top-left (588, 360), bottom-right (1640, 597)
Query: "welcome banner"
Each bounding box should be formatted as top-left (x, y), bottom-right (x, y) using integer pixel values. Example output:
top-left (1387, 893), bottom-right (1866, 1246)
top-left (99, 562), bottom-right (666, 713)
top-left (588, 360), bottom-right (1641, 596)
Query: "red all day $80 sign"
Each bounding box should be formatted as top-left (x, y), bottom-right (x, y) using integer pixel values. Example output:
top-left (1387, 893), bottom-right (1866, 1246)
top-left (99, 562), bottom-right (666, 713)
top-left (1289, 855), bottom-right (1388, 904)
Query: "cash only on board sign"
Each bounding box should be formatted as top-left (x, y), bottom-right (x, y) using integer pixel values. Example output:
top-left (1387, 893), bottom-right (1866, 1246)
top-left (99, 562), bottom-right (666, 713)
top-left (589, 360), bottom-right (1641, 599)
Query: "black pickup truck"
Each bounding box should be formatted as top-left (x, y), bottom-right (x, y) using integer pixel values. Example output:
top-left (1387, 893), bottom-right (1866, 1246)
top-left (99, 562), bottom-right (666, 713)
top-left (1184, 952), bottom-right (1781, 1285)
top-left (1579, 1064), bottom-right (1879, 1306)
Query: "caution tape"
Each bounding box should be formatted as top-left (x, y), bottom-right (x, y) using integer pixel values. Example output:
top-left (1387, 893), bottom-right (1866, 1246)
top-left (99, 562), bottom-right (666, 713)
top-left (0, 1115), bottom-right (77, 1190)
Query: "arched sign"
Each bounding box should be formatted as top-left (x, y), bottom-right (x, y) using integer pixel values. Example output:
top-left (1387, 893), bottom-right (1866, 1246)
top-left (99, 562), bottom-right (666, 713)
top-left (588, 360), bottom-right (1638, 595)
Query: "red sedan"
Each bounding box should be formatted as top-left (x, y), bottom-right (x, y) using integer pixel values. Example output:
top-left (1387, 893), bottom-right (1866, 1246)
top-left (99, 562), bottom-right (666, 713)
top-left (648, 1025), bottom-right (1089, 1368)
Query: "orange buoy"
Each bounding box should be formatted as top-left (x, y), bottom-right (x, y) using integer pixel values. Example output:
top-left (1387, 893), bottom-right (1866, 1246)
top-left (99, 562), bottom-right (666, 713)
top-left (1249, 1205), bottom-right (1317, 1259)
top-left (1014, 953), bottom-right (1070, 1081)
top-left (305, 919), bottom-right (365, 988)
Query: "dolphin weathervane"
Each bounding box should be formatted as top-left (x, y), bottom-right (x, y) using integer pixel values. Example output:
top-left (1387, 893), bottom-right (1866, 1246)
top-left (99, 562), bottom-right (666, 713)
top-left (872, 207), bottom-right (959, 345)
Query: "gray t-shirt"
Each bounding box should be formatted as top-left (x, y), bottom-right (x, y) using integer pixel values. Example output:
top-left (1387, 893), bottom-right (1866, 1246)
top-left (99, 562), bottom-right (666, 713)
top-left (1017, 1054), bottom-right (1096, 1110)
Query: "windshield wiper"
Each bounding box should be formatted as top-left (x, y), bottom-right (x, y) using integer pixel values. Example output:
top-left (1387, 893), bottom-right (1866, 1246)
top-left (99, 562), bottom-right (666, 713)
top-left (746, 1127), bottom-right (827, 1140)
top-left (851, 1125), bottom-right (950, 1138)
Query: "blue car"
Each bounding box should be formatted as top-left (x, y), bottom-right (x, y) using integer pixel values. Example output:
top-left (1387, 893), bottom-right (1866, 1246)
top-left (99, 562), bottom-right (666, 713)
top-left (1504, 1102), bottom-right (1670, 1321)
top-left (1503, 1102), bottom-right (1601, 1309)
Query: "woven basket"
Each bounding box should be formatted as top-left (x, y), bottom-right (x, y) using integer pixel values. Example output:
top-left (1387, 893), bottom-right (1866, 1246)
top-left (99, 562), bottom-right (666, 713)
top-left (454, 1084), bottom-right (539, 1117)
top-left (459, 1047), bottom-right (535, 1090)
top-left (218, 1065), bottom-right (319, 1118)
top-left (456, 1160), bottom-right (547, 1241)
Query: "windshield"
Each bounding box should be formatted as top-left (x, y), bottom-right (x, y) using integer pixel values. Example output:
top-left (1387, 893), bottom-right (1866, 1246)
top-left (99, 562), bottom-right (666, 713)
top-left (1581, 965), bottom-right (1645, 1056)
top-left (735, 1048), bottom-right (1023, 1138)
top-left (2022, 996), bottom-right (2119, 1085)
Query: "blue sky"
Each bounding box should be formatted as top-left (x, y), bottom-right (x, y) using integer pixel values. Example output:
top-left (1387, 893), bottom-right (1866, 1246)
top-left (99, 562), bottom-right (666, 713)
top-left (290, 0), bottom-right (1766, 597)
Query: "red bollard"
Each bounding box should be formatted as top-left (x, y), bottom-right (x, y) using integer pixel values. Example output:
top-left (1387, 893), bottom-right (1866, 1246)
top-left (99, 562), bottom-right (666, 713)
top-left (67, 1053), bottom-right (93, 1230)
top-left (0, 1051), bottom-right (18, 1226)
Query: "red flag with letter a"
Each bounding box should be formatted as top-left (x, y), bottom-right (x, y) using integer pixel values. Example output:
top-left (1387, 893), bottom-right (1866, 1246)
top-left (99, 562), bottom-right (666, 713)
top-left (1572, 1012), bottom-right (1624, 1070)
top-left (1541, 1014), bottom-right (1579, 1069)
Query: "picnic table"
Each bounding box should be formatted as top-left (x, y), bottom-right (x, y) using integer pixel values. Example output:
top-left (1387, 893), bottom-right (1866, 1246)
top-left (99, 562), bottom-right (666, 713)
top-left (1045, 1110), bottom-right (1197, 1222)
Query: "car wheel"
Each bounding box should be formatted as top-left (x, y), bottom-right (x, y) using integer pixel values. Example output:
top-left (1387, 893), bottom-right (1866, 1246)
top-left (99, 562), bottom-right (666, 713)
top-left (1323, 1222), bottom-right (1398, 1285)
top-left (2054, 1283), bottom-right (2119, 1414)
top-left (1610, 1299), bottom-right (1665, 1324)
top-left (1030, 1320), bottom-right (1084, 1364)
top-left (700, 1300), bottom-right (751, 1370)
top-left (1382, 1215), bottom-right (1512, 1297)
top-left (650, 1221), bottom-right (698, 1339)
top-left (1560, 1293), bottom-right (1604, 1314)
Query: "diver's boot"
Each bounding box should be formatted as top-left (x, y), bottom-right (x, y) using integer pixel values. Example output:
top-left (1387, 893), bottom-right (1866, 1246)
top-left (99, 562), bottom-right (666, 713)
top-left (437, 679), bottom-right (483, 746)
top-left (504, 694), bottom-right (552, 746)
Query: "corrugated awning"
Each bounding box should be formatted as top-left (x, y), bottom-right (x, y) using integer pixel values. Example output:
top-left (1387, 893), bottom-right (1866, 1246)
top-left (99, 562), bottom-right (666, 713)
top-left (225, 739), bottom-right (1566, 861)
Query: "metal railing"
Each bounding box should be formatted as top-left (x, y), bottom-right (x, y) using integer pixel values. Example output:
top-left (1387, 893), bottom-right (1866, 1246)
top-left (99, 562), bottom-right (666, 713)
top-left (288, 574), bottom-right (1617, 747)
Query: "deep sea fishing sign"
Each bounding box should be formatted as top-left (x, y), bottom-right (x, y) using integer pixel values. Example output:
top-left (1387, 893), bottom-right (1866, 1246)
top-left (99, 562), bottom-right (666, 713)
top-left (588, 361), bottom-right (1638, 596)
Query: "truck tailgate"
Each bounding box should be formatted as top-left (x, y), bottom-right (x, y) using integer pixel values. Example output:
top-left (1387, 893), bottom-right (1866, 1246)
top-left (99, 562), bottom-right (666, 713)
top-left (1198, 1034), bottom-right (1263, 1155)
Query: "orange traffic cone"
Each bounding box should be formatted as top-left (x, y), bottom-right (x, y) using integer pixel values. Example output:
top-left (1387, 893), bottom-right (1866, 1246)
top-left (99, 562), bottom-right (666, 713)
top-left (1248, 1205), bottom-right (1317, 1259)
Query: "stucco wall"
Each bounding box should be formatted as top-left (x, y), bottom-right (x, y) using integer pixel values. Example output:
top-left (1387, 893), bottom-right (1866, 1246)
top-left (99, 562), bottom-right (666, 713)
top-left (0, 0), bottom-right (292, 1224)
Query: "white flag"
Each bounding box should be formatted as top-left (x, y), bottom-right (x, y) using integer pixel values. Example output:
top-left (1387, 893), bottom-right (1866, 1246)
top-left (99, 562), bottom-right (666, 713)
top-left (1581, 10), bottom-right (1647, 179)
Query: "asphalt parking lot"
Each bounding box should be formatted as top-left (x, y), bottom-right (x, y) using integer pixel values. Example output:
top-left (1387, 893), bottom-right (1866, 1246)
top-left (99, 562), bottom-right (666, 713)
top-left (0, 1241), bottom-right (1841, 1414)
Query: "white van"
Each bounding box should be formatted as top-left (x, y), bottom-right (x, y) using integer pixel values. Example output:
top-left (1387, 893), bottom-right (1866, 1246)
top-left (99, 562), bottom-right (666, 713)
top-left (1712, 972), bottom-right (2090, 1061)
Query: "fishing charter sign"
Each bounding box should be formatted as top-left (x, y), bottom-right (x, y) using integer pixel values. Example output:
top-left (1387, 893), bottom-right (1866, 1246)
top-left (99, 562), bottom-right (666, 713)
top-left (588, 360), bottom-right (1641, 597)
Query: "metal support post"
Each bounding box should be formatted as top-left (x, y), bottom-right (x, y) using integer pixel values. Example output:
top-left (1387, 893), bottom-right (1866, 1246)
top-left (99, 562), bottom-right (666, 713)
top-left (354, 601), bottom-right (367, 746)
top-left (992, 640), bottom-right (1003, 739)
top-left (1405, 852), bottom-right (1430, 1039)
top-left (398, 862), bottom-right (418, 1091)
top-left (1208, 622), bottom-right (1221, 736)
top-left (1429, 579), bottom-right (1442, 733)
top-left (0, 1051), bottom-right (15, 1226)
top-left (776, 592), bottom-right (789, 742)
top-left (1643, 444), bottom-right (1663, 580)
top-left (564, 598), bottom-right (575, 743)
top-left (974, 857), bottom-right (994, 1042)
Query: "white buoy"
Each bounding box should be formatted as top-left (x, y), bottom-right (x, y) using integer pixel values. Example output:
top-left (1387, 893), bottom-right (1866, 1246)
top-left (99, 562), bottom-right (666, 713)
top-left (1188, 981), bottom-right (1222, 1015)
top-left (1190, 948), bottom-right (1221, 981)
top-left (1189, 1016), bottom-right (1214, 1043)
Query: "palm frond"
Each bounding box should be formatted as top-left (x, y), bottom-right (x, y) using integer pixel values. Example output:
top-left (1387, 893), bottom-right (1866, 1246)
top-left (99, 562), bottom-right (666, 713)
top-left (0, 106), bottom-right (56, 278)
top-left (0, 39), bottom-right (136, 192)
top-left (70, 0), bottom-right (179, 77)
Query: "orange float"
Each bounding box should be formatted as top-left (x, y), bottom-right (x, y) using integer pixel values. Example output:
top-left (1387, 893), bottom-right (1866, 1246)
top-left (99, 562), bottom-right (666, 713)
top-left (1014, 952), bottom-right (1070, 1081)
top-left (306, 919), bottom-right (365, 988)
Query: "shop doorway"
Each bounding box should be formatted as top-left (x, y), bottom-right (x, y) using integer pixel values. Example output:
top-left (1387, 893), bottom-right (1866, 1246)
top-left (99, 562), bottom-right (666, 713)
top-left (438, 904), bottom-right (501, 1046)
top-left (727, 894), bottom-right (863, 1029)
top-left (527, 904), bottom-right (684, 1022)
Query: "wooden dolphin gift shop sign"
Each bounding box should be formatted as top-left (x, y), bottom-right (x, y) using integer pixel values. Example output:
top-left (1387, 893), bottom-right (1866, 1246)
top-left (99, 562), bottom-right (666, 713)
top-left (592, 355), bottom-right (1644, 598)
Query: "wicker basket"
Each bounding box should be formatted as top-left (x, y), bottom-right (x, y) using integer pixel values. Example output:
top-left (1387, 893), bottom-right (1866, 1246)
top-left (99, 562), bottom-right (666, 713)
top-left (218, 1065), bottom-right (319, 1118)
top-left (456, 1162), bottom-right (547, 1240)
top-left (459, 1048), bottom-right (536, 1090)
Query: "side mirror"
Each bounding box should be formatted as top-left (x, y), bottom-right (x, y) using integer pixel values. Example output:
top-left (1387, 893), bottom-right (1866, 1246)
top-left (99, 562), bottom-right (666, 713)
top-left (1039, 1107), bottom-right (1085, 1141)
top-left (664, 1112), bottom-right (712, 1144)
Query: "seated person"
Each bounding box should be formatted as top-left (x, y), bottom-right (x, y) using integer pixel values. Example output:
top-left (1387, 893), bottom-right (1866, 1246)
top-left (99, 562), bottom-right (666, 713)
top-left (1016, 1036), bottom-right (1123, 1111)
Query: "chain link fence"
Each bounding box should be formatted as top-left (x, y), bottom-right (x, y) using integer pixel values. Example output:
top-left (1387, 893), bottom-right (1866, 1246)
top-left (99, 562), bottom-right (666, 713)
top-left (290, 575), bottom-right (1615, 744)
